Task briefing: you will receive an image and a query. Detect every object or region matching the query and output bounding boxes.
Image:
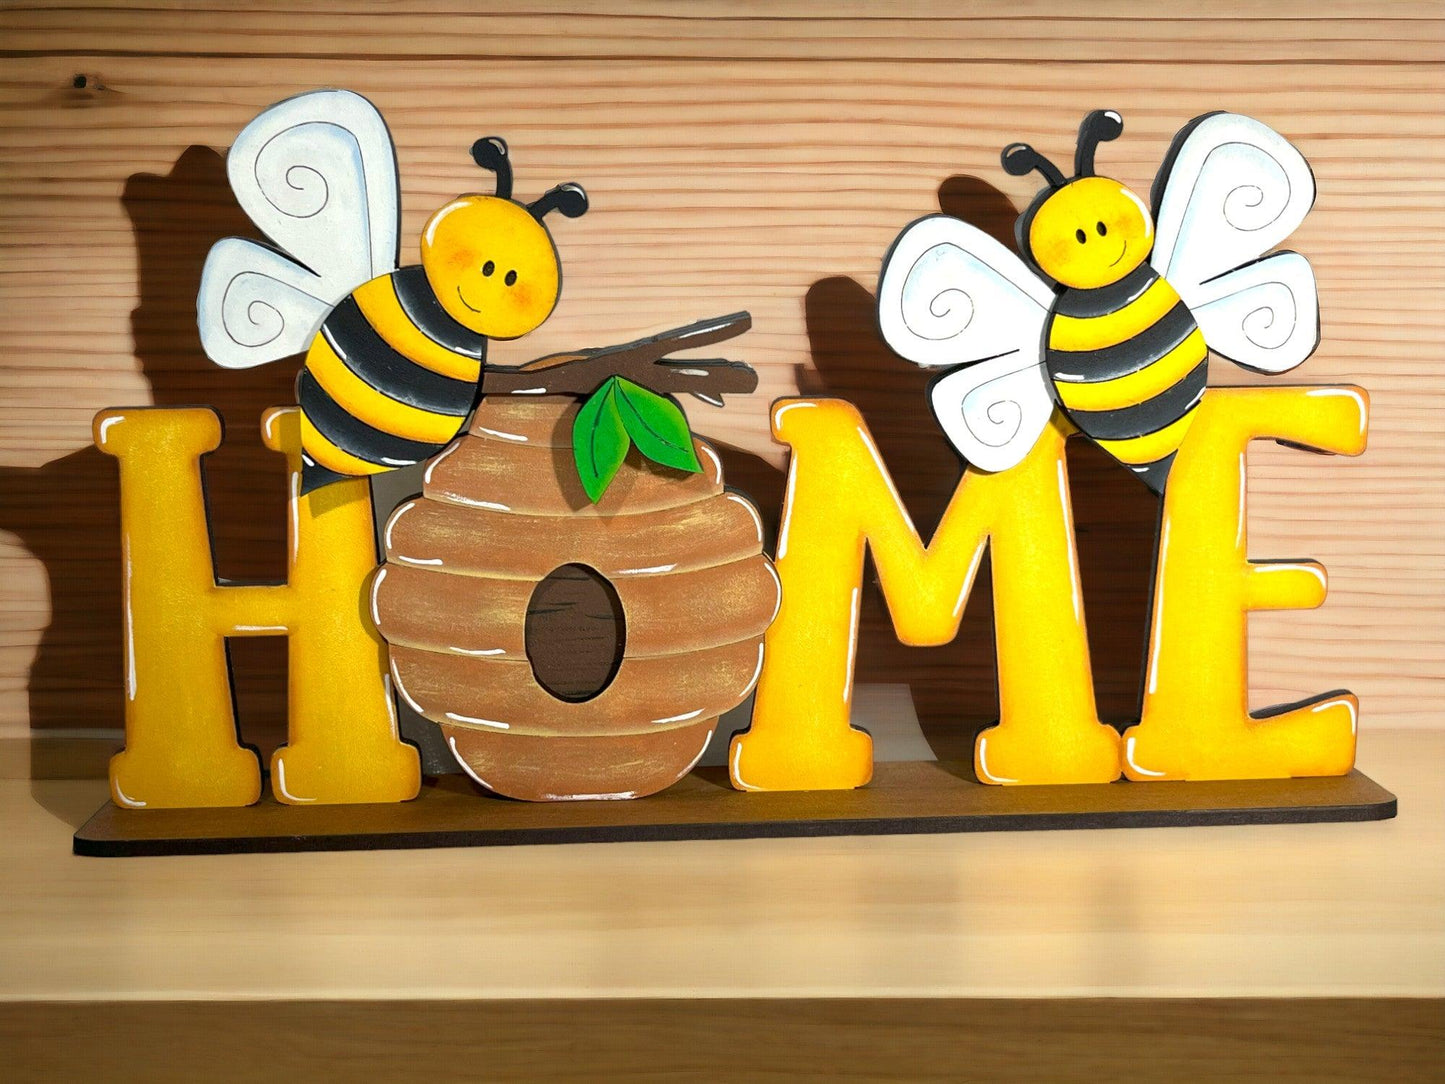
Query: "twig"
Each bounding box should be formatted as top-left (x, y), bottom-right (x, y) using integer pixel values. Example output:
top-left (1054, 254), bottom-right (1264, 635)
top-left (482, 312), bottom-right (756, 403)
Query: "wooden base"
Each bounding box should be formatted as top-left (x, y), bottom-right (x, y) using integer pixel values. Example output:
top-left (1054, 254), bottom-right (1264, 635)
top-left (73, 761), bottom-right (1396, 857)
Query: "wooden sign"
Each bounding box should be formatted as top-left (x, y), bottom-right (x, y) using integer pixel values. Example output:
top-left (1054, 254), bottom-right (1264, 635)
top-left (733, 110), bottom-right (1364, 791)
top-left (80, 94), bottom-right (1389, 849)
top-left (105, 90), bottom-right (775, 807)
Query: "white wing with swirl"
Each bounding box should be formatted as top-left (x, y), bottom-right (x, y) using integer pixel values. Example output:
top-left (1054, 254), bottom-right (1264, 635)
top-left (1151, 113), bottom-right (1316, 298)
top-left (1150, 112), bottom-right (1319, 374)
top-left (927, 355), bottom-right (1056, 473)
top-left (197, 89), bottom-right (401, 370)
top-left (1188, 251), bottom-right (1319, 373)
top-left (878, 214), bottom-right (1054, 368)
top-left (877, 213), bottom-right (1055, 471)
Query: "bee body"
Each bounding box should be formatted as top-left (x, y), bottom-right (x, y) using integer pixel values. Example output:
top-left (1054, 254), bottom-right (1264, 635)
top-left (878, 109), bottom-right (1319, 497)
top-left (197, 106), bottom-right (590, 495)
top-left (297, 266), bottom-right (487, 493)
top-left (1044, 266), bottom-right (1208, 494)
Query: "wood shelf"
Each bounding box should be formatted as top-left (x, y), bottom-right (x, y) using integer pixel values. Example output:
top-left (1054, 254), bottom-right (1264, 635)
top-left (2, 729), bottom-right (1438, 1003)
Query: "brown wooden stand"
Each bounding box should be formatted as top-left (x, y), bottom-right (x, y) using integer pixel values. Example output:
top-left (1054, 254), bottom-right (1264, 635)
top-left (74, 761), bottom-right (1396, 857)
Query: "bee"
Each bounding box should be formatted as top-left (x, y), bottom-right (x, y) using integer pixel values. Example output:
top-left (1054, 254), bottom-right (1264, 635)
top-left (198, 90), bottom-right (587, 492)
top-left (877, 110), bottom-right (1320, 492)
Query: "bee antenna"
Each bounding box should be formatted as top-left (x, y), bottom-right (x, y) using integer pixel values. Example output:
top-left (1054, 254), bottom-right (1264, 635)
top-left (470, 136), bottom-right (513, 200)
top-left (1001, 143), bottom-right (1065, 189)
top-left (529, 182), bottom-right (589, 222)
top-left (1075, 110), bottom-right (1123, 177)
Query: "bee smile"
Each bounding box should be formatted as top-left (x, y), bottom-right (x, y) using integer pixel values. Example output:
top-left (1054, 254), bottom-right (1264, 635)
top-left (1107, 241), bottom-right (1128, 267)
top-left (456, 286), bottom-right (482, 313)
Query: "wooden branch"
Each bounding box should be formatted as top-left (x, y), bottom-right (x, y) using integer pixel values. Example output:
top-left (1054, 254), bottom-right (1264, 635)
top-left (482, 312), bottom-right (757, 402)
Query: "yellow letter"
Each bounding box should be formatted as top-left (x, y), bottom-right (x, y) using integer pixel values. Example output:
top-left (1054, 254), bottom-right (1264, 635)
top-left (96, 406), bottom-right (420, 808)
top-left (1122, 386), bottom-right (1369, 782)
top-left (730, 399), bottom-right (1118, 791)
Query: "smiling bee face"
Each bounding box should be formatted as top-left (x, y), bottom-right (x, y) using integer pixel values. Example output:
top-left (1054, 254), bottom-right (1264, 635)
top-left (1026, 176), bottom-right (1153, 290)
top-left (420, 194), bottom-right (562, 341)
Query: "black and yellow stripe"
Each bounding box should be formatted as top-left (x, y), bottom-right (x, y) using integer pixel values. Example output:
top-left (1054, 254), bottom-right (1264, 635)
top-left (297, 267), bottom-right (487, 493)
top-left (1045, 268), bottom-right (1206, 494)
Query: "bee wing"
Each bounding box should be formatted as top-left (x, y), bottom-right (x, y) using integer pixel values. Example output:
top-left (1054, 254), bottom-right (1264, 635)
top-left (1188, 251), bottom-right (1320, 373)
top-left (198, 89), bottom-right (401, 370)
top-left (1150, 113), bottom-right (1315, 301)
top-left (197, 238), bottom-right (336, 370)
top-left (877, 214), bottom-right (1055, 471)
top-left (928, 355), bottom-right (1056, 473)
top-left (877, 213), bottom-right (1054, 369)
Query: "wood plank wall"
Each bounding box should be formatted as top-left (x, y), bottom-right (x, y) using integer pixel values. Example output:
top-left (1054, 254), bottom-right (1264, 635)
top-left (1, 2), bottom-right (1440, 753)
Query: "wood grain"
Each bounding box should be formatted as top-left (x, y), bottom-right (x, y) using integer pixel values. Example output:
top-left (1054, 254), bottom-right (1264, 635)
top-left (3, 729), bottom-right (1441, 1000)
top-left (375, 540), bottom-right (776, 659)
top-left (424, 426), bottom-right (725, 516)
top-left (3, 1), bottom-right (1443, 63)
top-left (441, 718), bottom-right (715, 800)
top-left (2, 998), bottom-right (1440, 1084)
top-left (385, 491), bottom-right (765, 578)
top-left (0, 3), bottom-right (1440, 751)
top-left (387, 638), bottom-right (762, 735)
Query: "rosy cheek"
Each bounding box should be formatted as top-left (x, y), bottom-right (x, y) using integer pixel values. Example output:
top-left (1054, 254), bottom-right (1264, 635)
top-left (446, 246), bottom-right (475, 272)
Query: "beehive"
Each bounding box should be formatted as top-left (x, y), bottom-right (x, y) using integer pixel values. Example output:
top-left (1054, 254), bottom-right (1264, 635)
top-left (372, 396), bottom-right (779, 801)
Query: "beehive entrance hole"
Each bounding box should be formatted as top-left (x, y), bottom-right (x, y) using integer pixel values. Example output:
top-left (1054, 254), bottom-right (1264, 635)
top-left (525, 563), bottom-right (626, 703)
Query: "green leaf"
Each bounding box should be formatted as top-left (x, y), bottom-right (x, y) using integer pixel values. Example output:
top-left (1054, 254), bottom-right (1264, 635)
top-left (572, 377), bottom-right (631, 502)
top-left (613, 378), bottom-right (702, 474)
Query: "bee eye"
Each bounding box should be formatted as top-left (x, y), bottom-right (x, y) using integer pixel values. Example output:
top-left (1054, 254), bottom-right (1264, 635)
top-left (505, 269), bottom-right (518, 286)
top-left (1096, 221), bottom-right (1108, 236)
top-left (1075, 229), bottom-right (1087, 244)
top-left (482, 260), bottom-right (495, 276)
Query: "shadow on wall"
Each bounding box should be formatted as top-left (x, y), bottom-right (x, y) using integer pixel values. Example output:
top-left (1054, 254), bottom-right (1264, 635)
top-left (0, 156), bottom-right (1159, 796)
top-left (0, 146), bottom-right (294, 772)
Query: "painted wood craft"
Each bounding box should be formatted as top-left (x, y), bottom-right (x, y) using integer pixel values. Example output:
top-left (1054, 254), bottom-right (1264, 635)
top-left (876, 110), bottom-right (1320, 493)
top-left (97, 88), bottom-right (777, 808)
top-left (82, 93), bottom-right (1384, 847)
top-left (198, 90), bottom-right (590, 495)
top-left (731, 110), bottom-right (1367, 792)
top-left (372, 315), bottom-right (779, 802)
